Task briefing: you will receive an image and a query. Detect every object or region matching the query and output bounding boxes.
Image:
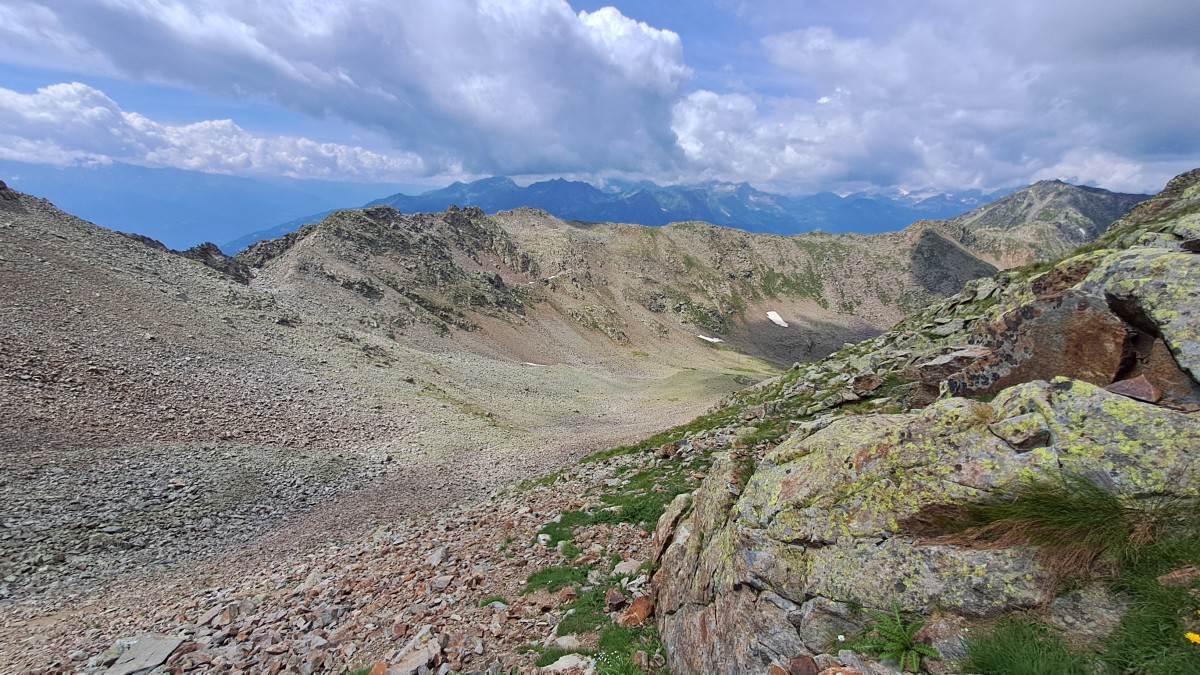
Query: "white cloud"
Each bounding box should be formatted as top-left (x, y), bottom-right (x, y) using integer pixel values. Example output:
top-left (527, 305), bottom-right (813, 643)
top-left (676, 0), bottom-right (1200, 193)
top-left (0, 82), bottom-right (426, 179)
top-left (0, 0), bottom-right (1196, 193)
top-left (0, 0), bottom-right (690, 177)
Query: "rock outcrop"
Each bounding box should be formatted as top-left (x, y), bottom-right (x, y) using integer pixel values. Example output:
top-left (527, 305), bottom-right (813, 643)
top-left (654, 168), bottom-right (1200, 674)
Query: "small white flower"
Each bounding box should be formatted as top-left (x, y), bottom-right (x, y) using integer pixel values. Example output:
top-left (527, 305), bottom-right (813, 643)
top-left (837, 634), bottom-right (846, 642)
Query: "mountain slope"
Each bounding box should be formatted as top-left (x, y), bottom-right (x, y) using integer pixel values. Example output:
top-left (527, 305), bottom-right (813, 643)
top-left (928, 179), bottom-right (1149, 266)
top-left (236, 204), bottom-right (999, 369)
top-left (650, 168), bottom-right (1200, 673)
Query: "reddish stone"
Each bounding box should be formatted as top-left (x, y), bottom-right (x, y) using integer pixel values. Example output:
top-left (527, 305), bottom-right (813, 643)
top-left (368, 662), bottom-right (389, 675)
top-left (946, 290), bottom-right (1131, 397)
top-left (1139, 338), bottom-right (1200, 407)
top-left (1105, 375), bottom-right (1162, 403)
top-left (605, 588), bottom-right (627, 612)
top-left (619, 596), bottom-right (654, 627)
top-left (558, 586), bottom-right (578, 603)
top-left (787, 654), bottom-right (821, 675)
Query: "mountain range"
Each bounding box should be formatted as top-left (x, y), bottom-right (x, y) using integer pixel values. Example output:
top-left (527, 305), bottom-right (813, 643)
top-left (224, 175), bottom-right (1020, 253)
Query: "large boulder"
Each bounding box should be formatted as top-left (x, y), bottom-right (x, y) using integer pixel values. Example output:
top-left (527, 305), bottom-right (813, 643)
top-left (656, 380), bottom-right (1200, 674)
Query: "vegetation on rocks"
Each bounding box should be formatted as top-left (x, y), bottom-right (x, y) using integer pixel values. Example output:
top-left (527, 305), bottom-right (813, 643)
top-left (646, 167), bottom-right (1200, 674)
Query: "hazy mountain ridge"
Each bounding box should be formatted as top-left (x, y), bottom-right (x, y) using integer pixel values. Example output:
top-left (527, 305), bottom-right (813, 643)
top-left (0, 160), bottom-right (409, 250)
top-left (222, 176), bottom-right (1022, 254)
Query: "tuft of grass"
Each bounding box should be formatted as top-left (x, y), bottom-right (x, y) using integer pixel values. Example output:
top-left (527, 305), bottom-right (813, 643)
top-left (962, 618), bottom-right (1093, 674)
top-left (923, 472), bottom-right (1177, 580)
top-left (523, 566), bottom-right (588, 594)
top-left (478, 595), bottom-right (508, 608)
top-left (845, 601), bottom-right (940, 672)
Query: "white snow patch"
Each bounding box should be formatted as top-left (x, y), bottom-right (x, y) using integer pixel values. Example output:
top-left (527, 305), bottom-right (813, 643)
top-left (696, 335), bottom-right (724, 343)
top-left (766, 311), bottom-right (789, 328)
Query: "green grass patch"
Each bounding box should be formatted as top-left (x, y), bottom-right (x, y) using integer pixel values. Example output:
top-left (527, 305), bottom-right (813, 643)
top-left (926, 471), bottom-right (1185, 579)
top-left (478, 595), bottom-right (508, 607)
top-left (557, 586), bottom-right (610, 635)
top-left (535, 643), bottom-right (595, 662)
top-left (523, 565), bottom-right (588, 594)
top-left (518, 470), bottom-right (564, 491)
top-left (1102, 535), bottom-right (1200, 672)
top-left (963, 618), bottom-right (1093, 674)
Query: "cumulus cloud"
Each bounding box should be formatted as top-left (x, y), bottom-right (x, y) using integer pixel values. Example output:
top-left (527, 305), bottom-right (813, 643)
top-left (0, 82), bottom-right (426, 179)
top-left (0, 0), bottom-right (690, 177)
top-left (677, 0), bottom-right (1200, 193)
top-left (0, 0), bottom-right (1197, 193)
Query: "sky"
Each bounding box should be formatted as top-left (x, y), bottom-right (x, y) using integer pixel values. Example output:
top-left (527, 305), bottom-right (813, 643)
top-left (1, 0), bottom-right (1198, 195)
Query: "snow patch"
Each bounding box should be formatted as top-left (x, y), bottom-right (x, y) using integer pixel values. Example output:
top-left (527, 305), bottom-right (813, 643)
top-left (696, 335), bottom-right (724, 343)
top-left (766, 311), bottom-right (789, 328)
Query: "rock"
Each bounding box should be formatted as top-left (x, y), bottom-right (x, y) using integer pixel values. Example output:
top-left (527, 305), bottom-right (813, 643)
top-left (426, 546), bottom-right (449, 567)
top-left (558, 586), bottom-right (578, 603)
top-left (652, 493), bottom-right (691, 563)
top-left (947, 290), bottom-right (1130, 397)
top-left (657, 379), bottom-right (1200, 674)
top-left (177, 242), bottom-right (253, 284)
top-left (391, 626), bottom-right (442, 675)
top-left (619, 596), bottom-right (654, 627)
top-left (541, 653), bottom-right (596, 673)
top-left (906, 345), bottom-right (991, 405)
top-left (783, 654), bottom-right (822, 675)
top-left (612, 559), bottom-right (643, 576)
top-left (552, 635), bottom-right (583, 650)
top-left (103, 635), bottom-right (183, 675)
top-left (604, 588), bottom-right (627, 612)
top-left (1083, 247), bottom-right (1200, 384)
top-left (1047, 584), bottom-right (1128, 642)
top-left (1105, 375), bottom-right (1161, 403)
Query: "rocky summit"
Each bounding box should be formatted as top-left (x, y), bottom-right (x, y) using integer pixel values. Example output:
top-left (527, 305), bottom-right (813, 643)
top-left (0, 171), bottom-right (1177, 675)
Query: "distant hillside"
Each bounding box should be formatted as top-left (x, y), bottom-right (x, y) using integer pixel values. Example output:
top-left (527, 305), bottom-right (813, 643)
top-left (927, 179), bottom-right (1151, 266)
top-left (223, 177), bottom-right (1017, 253)
top-left (233, 175), bottom-right (1146, 367)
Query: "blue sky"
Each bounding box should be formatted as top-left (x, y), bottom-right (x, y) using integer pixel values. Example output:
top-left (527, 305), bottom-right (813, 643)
top-left (1, 1), bottom-right (1198, 194)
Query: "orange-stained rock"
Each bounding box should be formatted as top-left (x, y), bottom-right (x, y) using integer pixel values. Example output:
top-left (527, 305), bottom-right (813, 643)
top-left (619, 596), bottom-right (654, 627)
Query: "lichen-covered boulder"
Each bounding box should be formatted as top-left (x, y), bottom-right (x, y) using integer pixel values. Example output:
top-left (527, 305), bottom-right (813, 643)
top-left (655, 379), bottom-right (1200, 674)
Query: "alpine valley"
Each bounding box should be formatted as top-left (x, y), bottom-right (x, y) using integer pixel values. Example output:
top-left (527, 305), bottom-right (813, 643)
top-left (2, 168), bottom-right (1197, 675)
